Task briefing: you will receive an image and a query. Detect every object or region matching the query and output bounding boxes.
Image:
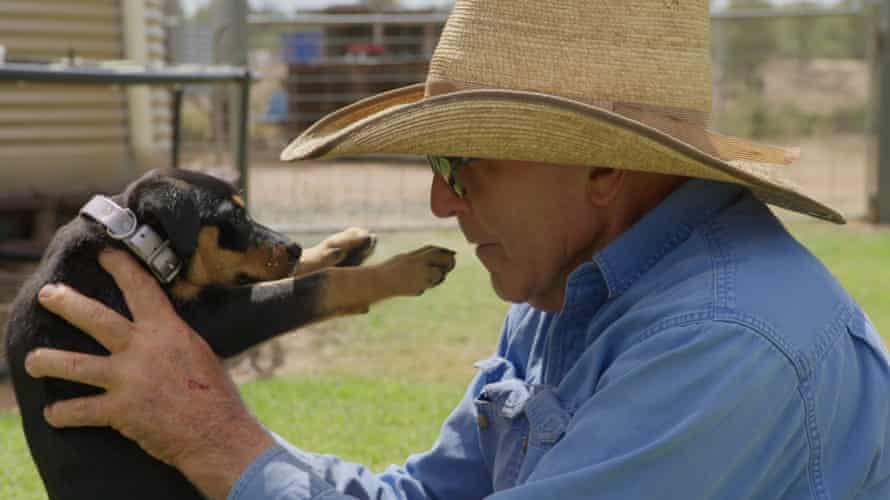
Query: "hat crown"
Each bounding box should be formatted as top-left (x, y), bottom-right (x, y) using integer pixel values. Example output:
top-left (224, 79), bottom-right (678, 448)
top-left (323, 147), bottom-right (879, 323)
top-left (428, 0), bottom-right (712, 117)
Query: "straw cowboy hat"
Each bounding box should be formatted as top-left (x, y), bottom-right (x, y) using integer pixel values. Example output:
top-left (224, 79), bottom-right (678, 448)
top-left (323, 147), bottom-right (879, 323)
top-left (281, 0), bottom-right (844, 224)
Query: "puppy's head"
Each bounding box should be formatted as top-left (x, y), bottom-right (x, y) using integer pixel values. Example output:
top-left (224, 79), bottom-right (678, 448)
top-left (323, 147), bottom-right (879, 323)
top-left (122, 169), bottom-right (301, 300)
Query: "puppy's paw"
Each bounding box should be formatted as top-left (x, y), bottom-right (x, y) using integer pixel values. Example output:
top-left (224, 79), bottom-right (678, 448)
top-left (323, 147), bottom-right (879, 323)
top-left (298, 228), bottom-right (377, 274)
top-left (382, 245), bottom-right (456, 296)
top-left (330, 227), bottom-right (377, 267)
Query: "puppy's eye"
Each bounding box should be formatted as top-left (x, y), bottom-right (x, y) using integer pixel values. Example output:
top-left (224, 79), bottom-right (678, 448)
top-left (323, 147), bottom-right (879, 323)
top-left (218, 200), bottom-right (252, 223)
top-left (217, 222), bottom-right (249, 251)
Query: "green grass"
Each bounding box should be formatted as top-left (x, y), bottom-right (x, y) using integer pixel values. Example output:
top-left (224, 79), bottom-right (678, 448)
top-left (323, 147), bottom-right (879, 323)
top-left (0, 413), bottom-right (45, 499)
top-left (1, 222), bottom-right (887, 498)
top-left (0, 377), bottom-right (465, 500)
top-left (241, 376), bottom-right (464, 470)
top-left (290, 228), bottom-right (509, 383)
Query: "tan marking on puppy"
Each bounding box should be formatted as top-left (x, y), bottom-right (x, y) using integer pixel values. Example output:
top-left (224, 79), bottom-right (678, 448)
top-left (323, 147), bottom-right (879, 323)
top-left (313, 246), bottom-right (456, 318)
top-left (175, 226), bottom-right (294, 293)
top-left (239, 241), bottom-right (293, 281)
top-left (231, 195), bottom-right (246, 208)
top-left (294, 227), bottom-right (375, 276)
top-left (295, 245), bottom-right (343, 276)
top-left (314, 267), bottom-right (383, 316)
top-left (170, 280), bottom-right (202, 301)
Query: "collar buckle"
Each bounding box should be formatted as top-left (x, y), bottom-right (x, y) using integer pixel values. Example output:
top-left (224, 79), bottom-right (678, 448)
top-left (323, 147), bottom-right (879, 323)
top-left (79, 195), bottom-right (183, 284)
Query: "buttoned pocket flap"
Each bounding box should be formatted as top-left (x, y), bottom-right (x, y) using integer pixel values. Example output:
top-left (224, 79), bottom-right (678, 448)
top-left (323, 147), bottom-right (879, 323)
top-left (525, 387), bottom-right (571, 445)
top-left (478, 378), bottom-right (532, 419)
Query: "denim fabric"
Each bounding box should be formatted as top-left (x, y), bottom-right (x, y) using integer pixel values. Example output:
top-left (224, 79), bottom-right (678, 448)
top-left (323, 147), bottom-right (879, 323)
top-left (230, 179), bottom-right (890, 500)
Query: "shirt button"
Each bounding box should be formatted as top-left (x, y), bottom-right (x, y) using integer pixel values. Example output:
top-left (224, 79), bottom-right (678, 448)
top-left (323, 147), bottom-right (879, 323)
top-left (476, 414), bottom-right (489, 429)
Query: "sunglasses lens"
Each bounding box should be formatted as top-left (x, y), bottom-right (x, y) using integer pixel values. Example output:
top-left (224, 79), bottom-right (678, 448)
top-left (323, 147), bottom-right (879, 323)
top-left (428, 156), bottom-right (466, 198)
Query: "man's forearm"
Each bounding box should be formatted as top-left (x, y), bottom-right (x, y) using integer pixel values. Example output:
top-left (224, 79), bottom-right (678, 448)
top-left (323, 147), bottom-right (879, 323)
top-left (175, 413), bottom-right (276, 500)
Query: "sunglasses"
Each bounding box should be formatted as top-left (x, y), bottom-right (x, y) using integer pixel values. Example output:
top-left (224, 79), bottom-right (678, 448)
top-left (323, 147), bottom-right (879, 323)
top-left (427, 156), bottom-right (475, 198)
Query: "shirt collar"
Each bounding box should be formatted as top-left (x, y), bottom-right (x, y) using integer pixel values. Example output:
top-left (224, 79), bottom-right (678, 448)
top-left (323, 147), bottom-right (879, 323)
top-left (586, 178), bottom-right (746, 300)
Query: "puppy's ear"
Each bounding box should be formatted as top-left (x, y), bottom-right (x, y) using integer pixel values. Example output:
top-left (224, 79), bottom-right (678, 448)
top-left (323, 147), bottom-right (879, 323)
top-left (131, 180), bottom-right (201, 260)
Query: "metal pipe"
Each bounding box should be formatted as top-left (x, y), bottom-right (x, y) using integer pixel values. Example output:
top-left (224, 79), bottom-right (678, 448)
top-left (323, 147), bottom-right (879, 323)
top-left (122, 0), bottom-right (154, 171)
top-left (248, 8), bottom-right (864, 26)
top-left (876, 0), bottom-right (890, 223)
top-left (237, 75), bottom-right (251, 200)
top-left (710, 7), bottom-right (864, 20)
top-left (172, 86), bottom-right (184, 169)
top-left (0, 63), bottom-right (251, 85)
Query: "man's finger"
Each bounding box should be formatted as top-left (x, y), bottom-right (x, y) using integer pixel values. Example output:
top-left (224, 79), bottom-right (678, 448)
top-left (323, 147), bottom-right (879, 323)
top-left (37, 284), bottom-right (133, 353)
top-left (98, 249), bottom-right (175, 321)
top-left (25, 348), bottom-right (113, 390)
top-left (44, 394), bottom-right (113, 429)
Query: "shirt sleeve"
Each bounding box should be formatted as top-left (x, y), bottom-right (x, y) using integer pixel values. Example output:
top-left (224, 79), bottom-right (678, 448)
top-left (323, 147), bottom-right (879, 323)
top-left (227, 374), bottom-right (493, 500)
top-left (226, 308), bottom-right (533, 500)
top-left (487, 320), bottom-right (809, 500)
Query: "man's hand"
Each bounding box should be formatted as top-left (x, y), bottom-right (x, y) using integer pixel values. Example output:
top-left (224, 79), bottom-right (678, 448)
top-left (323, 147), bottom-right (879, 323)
top-left (24, 249), bottom-right (275, 500)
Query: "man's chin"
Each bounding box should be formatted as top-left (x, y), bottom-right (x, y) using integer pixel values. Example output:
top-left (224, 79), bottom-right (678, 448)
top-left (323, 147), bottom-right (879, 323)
top-left (489, 272), bottom-right (563, 311)
top-left (488, 274), bottom-right (529, 305)
top-left (475, 245), bottom-right (532, 303)
top-left (474, 242), bottom-right (499, 260)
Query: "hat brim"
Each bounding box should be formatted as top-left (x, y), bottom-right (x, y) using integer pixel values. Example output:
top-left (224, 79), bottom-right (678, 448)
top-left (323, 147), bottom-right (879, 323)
top-left (281, 83), bottom-right (844, 224)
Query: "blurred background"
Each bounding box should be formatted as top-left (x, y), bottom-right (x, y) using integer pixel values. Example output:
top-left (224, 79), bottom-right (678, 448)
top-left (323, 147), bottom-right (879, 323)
top-left (0, 0), bottom-right (883, 238)
top-left (1, 1), bottom-right (889, 497)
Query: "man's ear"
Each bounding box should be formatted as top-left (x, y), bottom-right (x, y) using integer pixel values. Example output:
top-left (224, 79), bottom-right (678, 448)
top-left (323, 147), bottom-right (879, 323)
top-left (131, 180), bottom-right (201, 260)
top-left (586, 168), bottom-right (625, 207)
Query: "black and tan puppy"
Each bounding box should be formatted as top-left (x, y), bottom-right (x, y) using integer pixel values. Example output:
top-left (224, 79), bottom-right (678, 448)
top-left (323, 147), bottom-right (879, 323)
top-left (4, 168), bottom-right (456, 500)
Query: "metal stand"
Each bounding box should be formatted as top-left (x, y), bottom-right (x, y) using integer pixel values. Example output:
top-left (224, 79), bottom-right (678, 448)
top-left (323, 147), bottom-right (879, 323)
top-left (0, 63), bottom-right (254, 202)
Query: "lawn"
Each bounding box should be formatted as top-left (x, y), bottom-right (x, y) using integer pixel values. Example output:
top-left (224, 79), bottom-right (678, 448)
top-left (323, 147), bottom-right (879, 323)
top-left (1, 221), bottom-right (888, 498)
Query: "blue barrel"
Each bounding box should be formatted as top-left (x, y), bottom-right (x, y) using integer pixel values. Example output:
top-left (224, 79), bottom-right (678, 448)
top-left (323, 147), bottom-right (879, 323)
top-left (262, 89), bottom-right (288, 124)
top-left (282, 32), bottom-right (322, 64)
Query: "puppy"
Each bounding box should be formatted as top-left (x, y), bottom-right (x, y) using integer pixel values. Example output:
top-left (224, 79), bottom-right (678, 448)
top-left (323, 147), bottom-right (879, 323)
top-left (4, 168), bottom-right (456, 500)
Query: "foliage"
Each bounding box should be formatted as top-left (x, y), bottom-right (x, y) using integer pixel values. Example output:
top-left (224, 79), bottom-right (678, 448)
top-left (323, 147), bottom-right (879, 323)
top-left (717, 90), bottom-right (867, 138)
top-left (769, 1), bottom-right (868, 60)
top-left (718, 0), bottom-right (778, 88)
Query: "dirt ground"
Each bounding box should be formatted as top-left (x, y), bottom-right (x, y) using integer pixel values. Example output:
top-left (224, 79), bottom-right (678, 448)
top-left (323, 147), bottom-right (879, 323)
top-left (0, 134), bottom-right (872, 412)
top-left (781, 134), bottom-right (870, 218)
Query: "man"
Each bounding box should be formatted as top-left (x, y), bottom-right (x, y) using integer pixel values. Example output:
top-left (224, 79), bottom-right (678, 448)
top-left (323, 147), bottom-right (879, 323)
top-left (23, 0), bottom-right (889, 499)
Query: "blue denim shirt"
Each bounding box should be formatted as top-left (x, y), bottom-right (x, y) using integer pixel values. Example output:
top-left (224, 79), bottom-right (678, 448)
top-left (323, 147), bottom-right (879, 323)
top-left (229, 179), bottom-right (890, 500)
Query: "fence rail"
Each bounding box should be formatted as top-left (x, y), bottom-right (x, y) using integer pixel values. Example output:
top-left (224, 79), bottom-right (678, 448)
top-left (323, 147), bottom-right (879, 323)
top-left (232, 7), bottom-right (879, 231)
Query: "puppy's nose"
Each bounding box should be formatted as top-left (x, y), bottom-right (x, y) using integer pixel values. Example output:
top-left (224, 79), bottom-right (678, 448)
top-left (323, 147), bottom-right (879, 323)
top-left (286, 244), bottom-right (302, 262)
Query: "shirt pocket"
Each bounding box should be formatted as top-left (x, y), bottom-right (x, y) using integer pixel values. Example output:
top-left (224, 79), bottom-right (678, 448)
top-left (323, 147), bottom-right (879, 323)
top-left (472, 358), bottom-right (574, 491)
top-left (473, 360), bottom-right (532, 491)
top-left (516, 387), bottom-right (572, 484)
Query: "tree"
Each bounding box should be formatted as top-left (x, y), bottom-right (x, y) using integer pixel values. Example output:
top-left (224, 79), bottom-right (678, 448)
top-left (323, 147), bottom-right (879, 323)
top-left (722, 0), bottom-right (778, 87)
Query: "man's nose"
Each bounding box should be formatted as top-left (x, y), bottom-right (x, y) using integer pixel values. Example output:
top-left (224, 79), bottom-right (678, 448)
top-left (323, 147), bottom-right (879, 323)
top-left (430, 172), bottom-right (470, 218)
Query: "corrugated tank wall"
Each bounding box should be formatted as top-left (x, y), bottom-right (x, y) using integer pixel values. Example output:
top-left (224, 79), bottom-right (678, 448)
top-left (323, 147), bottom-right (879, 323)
top-left (0, 0), bottom-right (171, 200)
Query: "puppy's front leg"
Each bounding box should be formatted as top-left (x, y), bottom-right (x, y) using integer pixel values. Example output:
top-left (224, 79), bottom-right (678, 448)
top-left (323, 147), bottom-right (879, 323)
top-left (189, 245), bottom-right (456, 358)
top-left (295, 227), bottom-right (377, 276)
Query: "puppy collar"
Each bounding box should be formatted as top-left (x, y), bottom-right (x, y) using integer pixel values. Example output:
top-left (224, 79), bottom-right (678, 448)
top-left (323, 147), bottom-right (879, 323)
top-left (79, 195), bottom-right (183, 284)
